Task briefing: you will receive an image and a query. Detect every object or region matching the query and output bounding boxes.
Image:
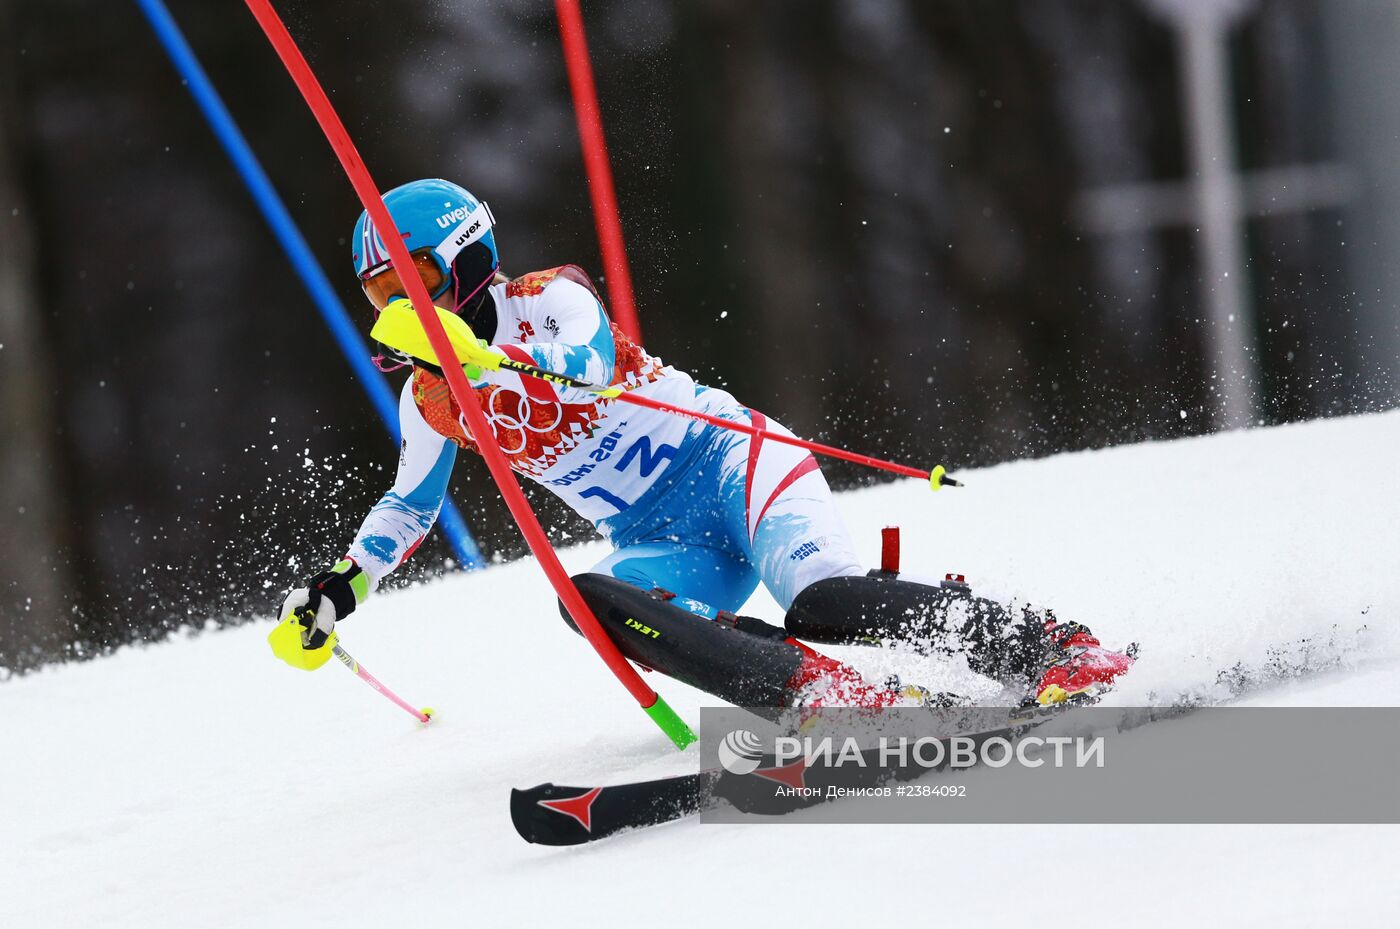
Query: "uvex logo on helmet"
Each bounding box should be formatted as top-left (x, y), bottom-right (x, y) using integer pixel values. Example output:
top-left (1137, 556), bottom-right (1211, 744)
top-left (436, 206), bottom-right (476, 228)
top-left (451, 219), bottom-right (483, 248)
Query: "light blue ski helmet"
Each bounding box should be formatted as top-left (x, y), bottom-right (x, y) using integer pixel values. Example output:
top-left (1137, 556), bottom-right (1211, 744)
top-left (351, 178), bottom-right (499, 314)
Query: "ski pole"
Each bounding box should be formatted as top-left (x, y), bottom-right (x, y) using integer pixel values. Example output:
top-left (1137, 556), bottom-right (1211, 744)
top-left (599, 381), bottom-right (961, 491)
top-left (332, 643), bottom-right (434, 725)
top-left (373, 305), bottom-right (962, 491)
top-left (499, 362), bottom-right (960, 487)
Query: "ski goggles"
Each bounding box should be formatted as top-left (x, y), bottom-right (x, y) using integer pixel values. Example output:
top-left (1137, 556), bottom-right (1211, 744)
top-left (359, 248), bottom-right (448, 312)
top-left (362, 201), bottom-right (497, 371)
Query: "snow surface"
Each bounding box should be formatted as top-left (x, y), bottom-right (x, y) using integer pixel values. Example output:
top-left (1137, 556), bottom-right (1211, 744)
top-left (4, 411), bottom-right (1400, 928)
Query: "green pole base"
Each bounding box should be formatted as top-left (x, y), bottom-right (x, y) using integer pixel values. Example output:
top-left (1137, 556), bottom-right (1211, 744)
top-left (644, 695), bottom-right (697, 749)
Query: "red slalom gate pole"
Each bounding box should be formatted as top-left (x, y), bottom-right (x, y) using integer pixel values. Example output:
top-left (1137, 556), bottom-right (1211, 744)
top-left (554, 0), bottom-right (642, 342)
top-left (243, 0), bottom-right (695, 749)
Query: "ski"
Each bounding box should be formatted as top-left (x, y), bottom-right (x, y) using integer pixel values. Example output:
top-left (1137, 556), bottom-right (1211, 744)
top-left (511, 770), bottom-right (720, 846)
top-left (513, 627), bottom-right (1357, 848)
top-left (511, 709), bottom-right (1031, 846)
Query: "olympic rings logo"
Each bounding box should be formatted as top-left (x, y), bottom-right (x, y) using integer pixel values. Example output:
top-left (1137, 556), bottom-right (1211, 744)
top-left (457, 390), bottom-right (566, 456)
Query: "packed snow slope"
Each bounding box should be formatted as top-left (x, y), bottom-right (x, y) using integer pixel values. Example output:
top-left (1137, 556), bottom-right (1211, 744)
top-left (4, 411), bottom-right (1400, 929)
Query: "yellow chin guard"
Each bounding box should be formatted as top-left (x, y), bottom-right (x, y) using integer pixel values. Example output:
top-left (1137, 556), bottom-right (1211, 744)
top-left (267, 612), bottom-right (337, 671)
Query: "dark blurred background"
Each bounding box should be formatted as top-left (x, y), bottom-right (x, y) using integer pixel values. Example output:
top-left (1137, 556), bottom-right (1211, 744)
top-left (2, 0), bottom-right (1398, 673)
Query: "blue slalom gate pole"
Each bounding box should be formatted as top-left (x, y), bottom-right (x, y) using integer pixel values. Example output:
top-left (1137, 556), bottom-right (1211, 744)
top-left (134, 0), bottom-right (482, 568)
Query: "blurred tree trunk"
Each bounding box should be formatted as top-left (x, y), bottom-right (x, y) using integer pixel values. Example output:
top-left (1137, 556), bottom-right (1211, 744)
top-left (704, 0), bottom-right (838, 436)
top-left (0, 0), bottom-right (72, 670)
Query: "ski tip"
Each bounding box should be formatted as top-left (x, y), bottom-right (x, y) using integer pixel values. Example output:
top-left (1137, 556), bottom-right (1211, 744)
top-left (510, 783), bottom-right (622, 847)
top-left (419, 707), bottom-right (435, 725)
top-left (509, 787), bottom-right (538, 844)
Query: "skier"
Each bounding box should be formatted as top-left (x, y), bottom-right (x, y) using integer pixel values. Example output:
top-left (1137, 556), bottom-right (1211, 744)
top-left (272, 178), bottom-right (1132, 708)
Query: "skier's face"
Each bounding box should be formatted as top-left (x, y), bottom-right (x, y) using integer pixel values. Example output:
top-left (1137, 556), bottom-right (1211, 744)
top-left (359, 248), bottom-right (447, 312)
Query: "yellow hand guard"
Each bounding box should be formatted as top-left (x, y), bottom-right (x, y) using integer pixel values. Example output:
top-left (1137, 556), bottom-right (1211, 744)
top-left (370, 299), bottom-right (502, 373)
top-left (267, 610), bottom-right (337, 671)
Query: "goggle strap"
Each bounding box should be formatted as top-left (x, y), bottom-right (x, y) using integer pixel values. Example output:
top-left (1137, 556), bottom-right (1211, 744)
top-left (371, 350), bottom-right (411, 373)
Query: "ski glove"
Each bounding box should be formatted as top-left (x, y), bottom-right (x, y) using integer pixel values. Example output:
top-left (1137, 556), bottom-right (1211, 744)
top-left (278, 559), bottom-right (370, 649)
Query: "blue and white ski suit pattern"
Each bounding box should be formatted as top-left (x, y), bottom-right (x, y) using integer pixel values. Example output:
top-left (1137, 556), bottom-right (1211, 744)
top-left (346, 267), bottom-right (862, 616)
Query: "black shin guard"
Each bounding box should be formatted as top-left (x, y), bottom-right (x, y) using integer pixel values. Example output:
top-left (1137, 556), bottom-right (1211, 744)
top-left (559, 574), bottom-right (804, 707)
top-left (784, 574), bottom-right (1048, 682)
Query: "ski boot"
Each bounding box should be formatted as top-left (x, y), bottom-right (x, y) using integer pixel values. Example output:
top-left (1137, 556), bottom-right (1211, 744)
top-left (781, 641), bottom-right (970, 709)
top-left (783, 641), bottom-right (903, 709)
top-left (1027, 616), bottom-right (1136, 707)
